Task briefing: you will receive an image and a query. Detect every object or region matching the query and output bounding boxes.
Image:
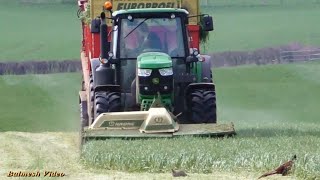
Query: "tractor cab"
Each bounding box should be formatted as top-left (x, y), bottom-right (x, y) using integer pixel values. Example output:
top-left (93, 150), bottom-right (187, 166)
top-left (100, 8), bottom-right (215, 112)
top-left (88, 3), bottom-right (216, 118)
top-left (77, 1), bottom-right (235, 146)
top-left (112, 9), bottom-right (188, 59)
top-left (108, 9), bottom-right (192, 109)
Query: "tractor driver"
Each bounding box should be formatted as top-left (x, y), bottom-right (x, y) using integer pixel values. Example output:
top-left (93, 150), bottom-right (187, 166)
top-left (120, 20), bottom-right (162, 58)
top-left (137, 23), bottom-right (162, 52)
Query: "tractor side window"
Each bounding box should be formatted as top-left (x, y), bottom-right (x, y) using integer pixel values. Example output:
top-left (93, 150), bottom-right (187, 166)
top-left (119, 19), bottom-right (143, 58)
top-left (164, 18), bottom-right (185, 57)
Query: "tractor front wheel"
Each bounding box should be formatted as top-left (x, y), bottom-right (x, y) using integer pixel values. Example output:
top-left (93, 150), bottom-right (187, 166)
top-left (94, 91), bottom-right (121, 119)
top-left (188, 89), bottom-right (217, 123)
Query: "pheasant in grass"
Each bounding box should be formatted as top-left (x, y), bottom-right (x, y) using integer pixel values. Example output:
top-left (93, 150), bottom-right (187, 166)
top-left (171, 169), bottom-right (188, 177)
top-left (258, 155), bottom-right (297, 179)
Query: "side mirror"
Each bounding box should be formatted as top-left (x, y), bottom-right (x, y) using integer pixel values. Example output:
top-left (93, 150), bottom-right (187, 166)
top-left (107, 52), bottom-right (119, 64)
top-left (186, 56), bottom-right (198, 63)
top-left (99, 51), bottom-right (115, 64)
top-left (186, 49), bottom-right (199, 63)
top-left (108, 52), bottom-right (114, 59)
top-left (91, 18), bottom-right (101, 33)
top-left (202, 15), bottom-right (214, 31)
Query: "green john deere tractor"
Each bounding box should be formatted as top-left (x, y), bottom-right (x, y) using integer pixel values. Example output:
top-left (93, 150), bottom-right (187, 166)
top-left (79, 6), bottom-right (235, 146)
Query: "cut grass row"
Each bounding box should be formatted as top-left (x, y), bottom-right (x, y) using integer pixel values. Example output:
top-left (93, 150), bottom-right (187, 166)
top-left (82, 135), bottom-right (320, 179)
top-left (81, 61), bottom-right (320, 179)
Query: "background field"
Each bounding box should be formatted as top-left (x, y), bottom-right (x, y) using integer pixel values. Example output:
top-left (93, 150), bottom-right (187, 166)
top-left (0, 73), bottom-right (81, 132)
top-left (1, 0), bottom-right (320, 61)
top-left (201, 3), bottom-right (320, 53)
top-left (1, 0), bottom-right (320, 179)
top-left (0, 1), bottom-right (80, 61)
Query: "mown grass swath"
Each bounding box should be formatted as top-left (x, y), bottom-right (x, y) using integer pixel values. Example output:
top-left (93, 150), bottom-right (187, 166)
top-left (81, 136), bottom-right (320, 179)
top-left (81, 61), bottom-right (320, 179)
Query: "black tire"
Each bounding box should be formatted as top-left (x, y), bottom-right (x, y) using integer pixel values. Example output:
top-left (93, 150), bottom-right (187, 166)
top-left (80, 102), bottom-right (89, 127)
top-left (79, 102), bottom-right (88, 150)
top-left (94, 91), bottom-right (121, 119)
top-left (189, 89), bottom-right (217, 123)
top-left (89, 75), bottom-right (94, 102)
top-left (79, 130), bottom-right (85, 150)
top-left (89, 75), bottom-right (94, 122)
top-left (209, 70), bottom-right (213, 83)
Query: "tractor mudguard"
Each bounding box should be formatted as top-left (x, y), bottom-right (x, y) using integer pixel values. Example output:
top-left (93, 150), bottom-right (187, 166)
top-left (200, 55), bottom-right (213, 83)
top-left (184, 83), bottom-right (216, 97)
top-left (90, 58), bottom-right (101, 81)
top-left (94, 85), bottom-right (121, 93)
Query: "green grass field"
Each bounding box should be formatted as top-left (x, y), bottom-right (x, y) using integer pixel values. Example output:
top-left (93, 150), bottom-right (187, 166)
top-left (0, 73), bottom-right (81, 132)
top-left (0, 1), bottom-right (81, 61)
top-left (201, 2), bottom-right (320, 53)
top-left (1, 61), bottom-right (319, 179)
top-left (1, 1), bottom-right (320, 61)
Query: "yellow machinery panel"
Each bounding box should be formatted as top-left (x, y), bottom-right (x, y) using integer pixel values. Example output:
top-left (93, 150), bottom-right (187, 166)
top-left (90, 0), bottom-right (200, 25)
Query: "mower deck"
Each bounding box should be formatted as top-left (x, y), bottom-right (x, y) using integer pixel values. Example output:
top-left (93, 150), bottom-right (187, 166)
top-left (83, 122), bottom-right (236, 139)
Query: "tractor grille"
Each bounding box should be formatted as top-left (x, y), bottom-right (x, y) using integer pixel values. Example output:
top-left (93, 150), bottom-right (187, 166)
top-left (138, 69), bottom-right (173, 95)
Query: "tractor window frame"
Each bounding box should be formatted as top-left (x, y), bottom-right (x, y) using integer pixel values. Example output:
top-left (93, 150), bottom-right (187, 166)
top-left (110, 25), bottom-right (119, 59)
top-left (115, 13), bottom-right (189, 60)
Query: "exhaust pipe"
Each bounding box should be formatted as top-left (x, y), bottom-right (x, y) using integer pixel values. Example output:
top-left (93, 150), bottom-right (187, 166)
top-left (100, 12), bottom-right (109, 63)
top-left (94, 12), bottom-right (115, 86)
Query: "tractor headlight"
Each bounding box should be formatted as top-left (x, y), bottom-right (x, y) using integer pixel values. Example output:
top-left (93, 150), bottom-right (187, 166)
top-left (138, 69), bottom-right (152, 77)
top-left (159, 68), bottom-right (173, 76)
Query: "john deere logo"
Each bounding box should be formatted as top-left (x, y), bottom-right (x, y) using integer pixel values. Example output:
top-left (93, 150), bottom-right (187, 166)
top-left (154, 117), bottom-right (164, 123)
top-left (152, 78), bottom-right (159, 84)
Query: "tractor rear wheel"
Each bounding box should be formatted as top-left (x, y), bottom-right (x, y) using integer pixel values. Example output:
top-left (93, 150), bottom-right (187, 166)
top-left (188, 89), bottom-right (217, 123)
top-left (89, 75), bottom-right (95, 122)
top-left (94, 91), bottom-right (121, 119)
top-left (79, 101), bottom-right (88, 149)
top-left (89, 75), bottom-right (94, 102)
top-left (80, 102), bottom-right (89, 127)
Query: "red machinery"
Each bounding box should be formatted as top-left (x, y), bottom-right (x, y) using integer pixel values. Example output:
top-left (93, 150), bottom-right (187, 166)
top-left (78, 0), bottom-right (202, 73)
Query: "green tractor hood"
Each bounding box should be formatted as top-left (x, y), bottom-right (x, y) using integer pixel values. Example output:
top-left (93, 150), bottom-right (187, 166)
top-left (137, 52), bottom-right (172, 69)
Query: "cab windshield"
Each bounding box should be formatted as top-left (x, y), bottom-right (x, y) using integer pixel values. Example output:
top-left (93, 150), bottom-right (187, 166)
top-left (119, 17), bottom-right (185, 58)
